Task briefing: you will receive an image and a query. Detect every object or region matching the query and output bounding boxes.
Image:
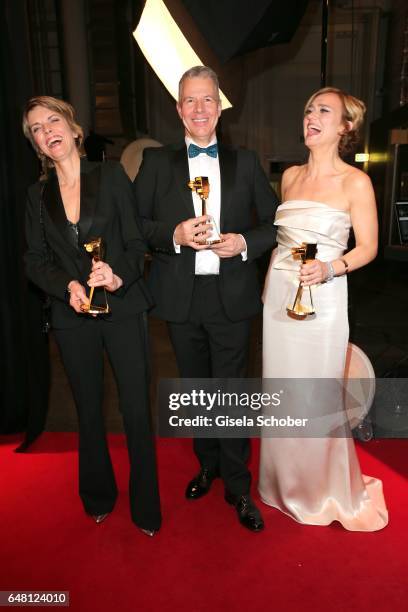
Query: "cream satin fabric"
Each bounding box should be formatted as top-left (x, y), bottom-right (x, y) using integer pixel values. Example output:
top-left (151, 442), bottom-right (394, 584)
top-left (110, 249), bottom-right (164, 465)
top-left (259, 201), bottom-right (388, 531)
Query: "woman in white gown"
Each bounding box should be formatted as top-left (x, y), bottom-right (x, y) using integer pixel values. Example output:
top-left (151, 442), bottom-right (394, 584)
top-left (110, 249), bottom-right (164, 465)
top-left (259, 87), bottom-right (388, 531)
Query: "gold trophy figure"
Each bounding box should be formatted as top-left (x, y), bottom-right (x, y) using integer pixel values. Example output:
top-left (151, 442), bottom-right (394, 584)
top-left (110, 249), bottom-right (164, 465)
top-left (286, 242), bottom-right (318, 320)
top-left (187, 176), bottom-right (222, 245)
top-left (80, 237), bottom-right (110, 315)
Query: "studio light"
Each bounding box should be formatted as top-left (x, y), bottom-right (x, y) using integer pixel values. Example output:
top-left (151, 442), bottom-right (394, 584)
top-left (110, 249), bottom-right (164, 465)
top-left (133, 0), bottom-right (232, 109)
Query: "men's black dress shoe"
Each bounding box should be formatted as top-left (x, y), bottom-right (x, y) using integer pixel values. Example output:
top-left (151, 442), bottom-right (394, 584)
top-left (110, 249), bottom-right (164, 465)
top-left (91, 513), bottom-right (109, 524)
top-left (225, 492), bottom-right (264, 532)
top-left (185, 468), bottom-right (218, 499)
top-left (138, 527), bottom-right (158, 537)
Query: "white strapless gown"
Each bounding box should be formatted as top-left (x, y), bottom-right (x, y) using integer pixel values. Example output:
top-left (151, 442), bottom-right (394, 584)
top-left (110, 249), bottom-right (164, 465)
top-left (258, 201), bottom-right (388, 531)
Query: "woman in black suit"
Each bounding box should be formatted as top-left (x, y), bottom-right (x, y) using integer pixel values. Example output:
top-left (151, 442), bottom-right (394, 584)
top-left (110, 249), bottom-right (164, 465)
top-left (22, 96), bottom-right (161, 535)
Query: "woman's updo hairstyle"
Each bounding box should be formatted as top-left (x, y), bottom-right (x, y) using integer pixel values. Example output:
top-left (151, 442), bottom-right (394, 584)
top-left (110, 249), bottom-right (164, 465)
top-left (304, 87), bottom-right (366, 155)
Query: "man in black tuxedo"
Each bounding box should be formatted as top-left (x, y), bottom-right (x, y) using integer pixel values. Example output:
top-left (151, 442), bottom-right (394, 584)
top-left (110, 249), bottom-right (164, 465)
top-left (134, 66), bottom-right (278, 531)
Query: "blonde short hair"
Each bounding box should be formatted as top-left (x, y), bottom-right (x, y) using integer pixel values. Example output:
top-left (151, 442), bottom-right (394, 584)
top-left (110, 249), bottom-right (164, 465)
top-left (22, 96), bottom-right (84, 177)
top-left (304, 87), bottom-right (366, 155)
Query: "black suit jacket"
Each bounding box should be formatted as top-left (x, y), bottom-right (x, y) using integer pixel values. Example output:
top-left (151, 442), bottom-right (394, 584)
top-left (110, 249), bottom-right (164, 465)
top-left (25, 159), bottom-right (153, 329)
top-left (133, 142), bottom-right (279, 322)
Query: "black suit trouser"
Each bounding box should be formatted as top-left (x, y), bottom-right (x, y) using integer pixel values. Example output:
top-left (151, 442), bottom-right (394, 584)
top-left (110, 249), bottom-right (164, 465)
top-left (167, 275), bottom-right (252, 496)
top-left (53, 314), bottom-right (161, 530)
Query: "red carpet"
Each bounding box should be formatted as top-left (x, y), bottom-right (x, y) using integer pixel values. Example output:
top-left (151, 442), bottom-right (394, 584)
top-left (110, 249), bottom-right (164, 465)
top-left (0, 434), bottom-right (406, 611)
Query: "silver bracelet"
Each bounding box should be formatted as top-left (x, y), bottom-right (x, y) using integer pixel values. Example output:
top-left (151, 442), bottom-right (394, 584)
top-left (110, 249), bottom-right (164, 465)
top-left (325, 261), bottom-right (335, 282)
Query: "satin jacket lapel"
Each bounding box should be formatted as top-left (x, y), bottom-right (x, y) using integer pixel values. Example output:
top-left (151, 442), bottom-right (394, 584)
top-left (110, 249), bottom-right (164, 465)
top-left (43, 171), bottom-right (78, 254)
top-left (78, 161), bottom-right (101, 244)
top-left (218, 144), bottom-right (237, 230)
top-left (172, 144), bottom-right (196, 217)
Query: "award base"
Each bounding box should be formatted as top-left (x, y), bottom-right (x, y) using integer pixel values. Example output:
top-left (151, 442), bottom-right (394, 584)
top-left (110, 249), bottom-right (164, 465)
top-left (196, 238), bottom-right (224, 246)
top-left (196, 214), bottom-right (223, 246)
top-left (80, 303), bottom-right (110, 315)
top-left (286, 304), bottom-right (315, 320)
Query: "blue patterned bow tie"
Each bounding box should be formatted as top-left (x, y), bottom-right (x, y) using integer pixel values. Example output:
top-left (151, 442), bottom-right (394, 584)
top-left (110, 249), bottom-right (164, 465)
top-left (188, 143), bottom-right (218, 158)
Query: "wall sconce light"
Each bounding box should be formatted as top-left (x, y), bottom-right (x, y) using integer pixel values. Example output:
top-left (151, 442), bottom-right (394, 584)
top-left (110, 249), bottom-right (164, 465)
top-left (355, 153), bottom-right (370, 162)
top-left (133, 0), bottom-right (232, 109)
top-left (355, 152), bottom-right (389, 163)
top-left (369, 153), bottom-right (388, 163)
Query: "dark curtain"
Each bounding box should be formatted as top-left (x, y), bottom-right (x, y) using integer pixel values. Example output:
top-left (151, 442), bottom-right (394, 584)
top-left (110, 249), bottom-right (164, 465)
top-left (115, 0), bottom-right (148, 139)
top-left (0, 1), bottom-right (49, 448)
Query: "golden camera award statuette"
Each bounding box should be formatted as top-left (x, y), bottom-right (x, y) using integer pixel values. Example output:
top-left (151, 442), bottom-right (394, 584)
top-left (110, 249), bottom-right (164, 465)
top-left (286, 242), bottom-right (318, 320)
top-left (187, 176), bottom-right (223, 245)
top-left (80, 237), bottom-right (110, 315)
